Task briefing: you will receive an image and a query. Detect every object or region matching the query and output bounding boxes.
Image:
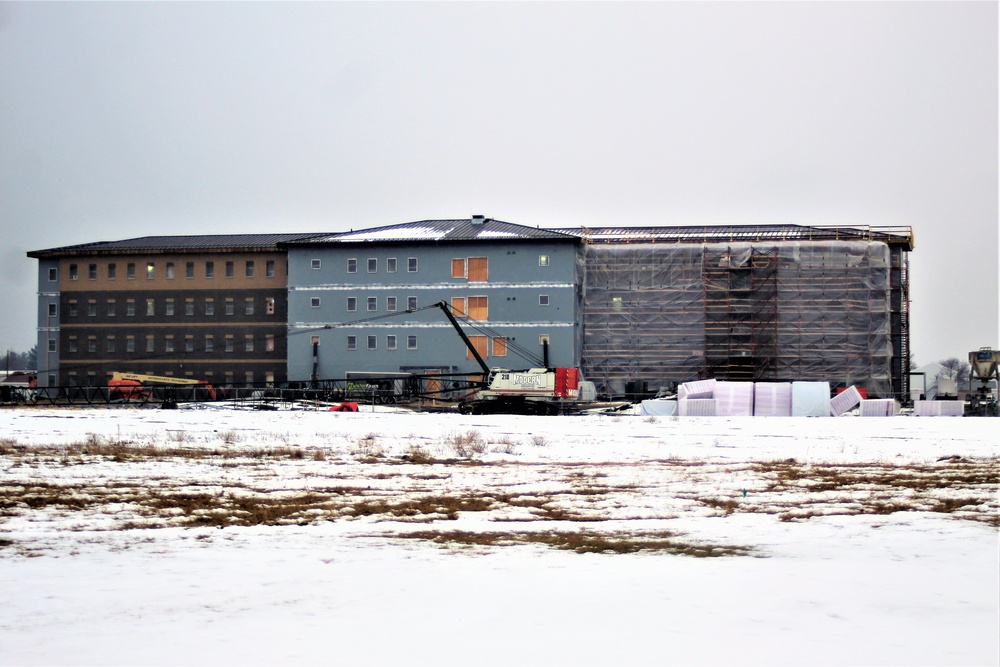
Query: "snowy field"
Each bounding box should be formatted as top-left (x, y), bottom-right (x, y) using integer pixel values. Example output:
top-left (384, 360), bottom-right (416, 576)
top-left (1, 405), bottom-right (997, 666)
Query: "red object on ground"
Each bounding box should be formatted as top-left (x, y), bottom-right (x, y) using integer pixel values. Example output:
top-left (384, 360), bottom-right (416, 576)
top-left (836, 386), bottom-right (868, 399)
top-left (328, 402), bottom-right (359, 412)
top-left (554, 368), bottom-right (580, 398)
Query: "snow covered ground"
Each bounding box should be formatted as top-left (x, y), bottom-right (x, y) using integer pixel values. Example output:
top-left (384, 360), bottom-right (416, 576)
top-left (1, 406), bottom-right (997, 666)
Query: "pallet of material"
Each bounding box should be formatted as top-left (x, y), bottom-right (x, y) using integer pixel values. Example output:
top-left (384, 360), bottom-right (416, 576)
top-left (754, 382), bottom-right (792, 417)
top-left (914, 400), bottom-right (964, 417)
top-left (859, 399), bottom-right (900, 416)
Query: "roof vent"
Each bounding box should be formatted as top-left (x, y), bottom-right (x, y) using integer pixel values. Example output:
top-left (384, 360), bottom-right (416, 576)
top-left (471, 214), bottom-right (487, 225)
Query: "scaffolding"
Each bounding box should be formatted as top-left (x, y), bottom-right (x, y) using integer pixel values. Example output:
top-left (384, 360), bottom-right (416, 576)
top-left (580, 240), bottom-right (901, 399)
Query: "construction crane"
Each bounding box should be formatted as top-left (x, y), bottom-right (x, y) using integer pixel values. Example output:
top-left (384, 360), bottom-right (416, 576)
top-left (108, 372), bottom-right (217, 403)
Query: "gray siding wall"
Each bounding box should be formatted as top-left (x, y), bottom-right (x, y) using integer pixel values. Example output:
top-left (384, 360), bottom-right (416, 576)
top-left (287, 241), bottom-right (579, 380)
top-left (36, 260), bottom-right (60, 387)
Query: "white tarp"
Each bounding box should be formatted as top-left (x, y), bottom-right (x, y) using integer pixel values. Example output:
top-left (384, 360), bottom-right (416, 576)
top-left (678, 398), bottom-right (716, 416)
top-left (714, 381), bottom-right (754, 417)
top-left (791, 382), bottom-right (831, 417)
top-left (754, 382), bottom-right (792, 417)
top-left (830, 386), bottom-right (863, 416)
top-left (678, 379), bottom-right (716, 400)
top-left (860, 399), bottom-right (900, 417)
top-left (914, 400), bottom-right (964, 417)
top-left (638, 399), bottom-right (678, 416)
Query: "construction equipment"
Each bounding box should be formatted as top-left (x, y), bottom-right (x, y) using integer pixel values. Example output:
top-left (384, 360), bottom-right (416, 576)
top-left (966, 348), bottom-right (1000, 416)
top-left (108, 372), bottom-right (217, 403)
top-left (428, 301), bottom-right (592, 415)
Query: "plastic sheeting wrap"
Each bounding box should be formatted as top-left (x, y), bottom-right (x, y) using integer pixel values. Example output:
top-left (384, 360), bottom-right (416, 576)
top-left (914, 400), bottom-right (964, 417)
top-left (579, 241), bottom-right (895, 399)
top-left (792, 381), bottom-right (831, 416)
top-left (714, 381), bottom-right (754, 416)
top-left (678, 398), bottom-right (716, 416)
top-left (678, 379), bottom-right (716, 399)
top-left (860, 399), bottom-right (899, 416)
top-left (639, 399), bottom-right (678, 416)
top-left (830, 386), bottom-right (863, 416)
top-left (754, 382), bottom-right (792, 416)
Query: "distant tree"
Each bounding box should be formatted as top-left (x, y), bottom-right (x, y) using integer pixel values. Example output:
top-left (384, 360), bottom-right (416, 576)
top-left (26, 345), bottom-right (37, 370)
top-left (937, 357), bottom-right (971, 389)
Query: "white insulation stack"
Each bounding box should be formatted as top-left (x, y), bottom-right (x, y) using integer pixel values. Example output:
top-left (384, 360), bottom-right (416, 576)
top-left (678, 379), bottom-right (716, 400)
top-left (714, 381), bottom-right (755, 416)
top-left (830, 386), bottom-right (863, 416)
top-left (753, 383), bottom-right (792, 416)
top-left (859, 399), bottom-right (900, 416)
top-left (678, 398), bottom-right (716, 416)
top-left (638, 400), bottom-right (678, 417)
top-left (914, 400), bottom-right (964, 417)
top-left (791, 381), bottom-right (831, 417)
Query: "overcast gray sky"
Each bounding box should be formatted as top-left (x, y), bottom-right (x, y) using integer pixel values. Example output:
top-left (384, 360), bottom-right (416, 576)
top-left (1, 1), bottom-right (996, 367)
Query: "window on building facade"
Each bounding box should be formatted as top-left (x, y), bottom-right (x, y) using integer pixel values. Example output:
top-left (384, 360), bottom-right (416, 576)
top-left (185, 299), bottom-right (194, 315)
top-left (407, 257), bottom-right (418, 272)
top-left (146, 335), bottom-right (154, 352)
top-left (165, 337), bottom-right (174, 353)
top-left (245, 335), bottom-right (254, 352)
top-left (244, 371), bottom-right (254, 386)
top-left (346, 258), bottom-right (356, 273)
top-left (347, 336), bottom-right (357, 351)
top-left (69, 264), bottom-right (78, 280)
top-left (312, 259), bottom-right (322, 270)
top-left (246, 260), bottom-right (254, 278)
top-left (165, 300), bottom-right (175, 316)
top-left (539, 334), bottom-right (550, 346)
top-left (68, 301), bottom-right (77, 317)
top-left (87, 337), bottom-right (97, 353)
top-left (48, 267), bottom-right (57, 281)
top-left (265, 335), bottom-right (275, 352)
top-left (245, 298), bottom-right (254, 315)
top-left (107, 263), bottom-right (116, 280)
top-left (266, 260), bottom-right (275, 277)
top-left (48, 303), bottom-right (57, 317)
top-left (186, 262), bottom-right (195, 278)
top-left (407, 296), bottom-right (417, 311)
top-left (146, 263), bottom-right (155, 280)
top-left (126, 337), bottom-right (135, 353)
top-left (539, 255), bottom-right (550, 267)
top-left (49, 339), bottom-right (58, 353)
top-left (346, 297), bottom-right (356, 311)
top-left (126, 263), bottom-right (136, 279)
top-left (225, 336), bottom-right (234, 353)
top-left (387, 296), bottom-right (397, 312)
top-left (387, 258), bottom-right (397, 273)
top-left (225, 261), bottom-right (234, 278)
top-left (205, 261), bottom-right (215, 278)
top-left (387, 335), bottom-right (397, 350)
top-left (68, 337), bottom-right (77, 353)
top-left (467, 335), bottom-right (488, 360)
top-left (205, 299), bottom-right (215, 315)
top-left (451, 297), bottom-right (465, 316)
top-left (126, 300), bottom-right (135, 316)
top-left (467, 296), bottom-right (488, 321)
top-left (106, 337), bottom-right (115, 353)
top-left (367, 297), bottom-right (377, 312)
top-left (468, 257), bottom-right (488, 282)
top-left (88, 301), bottom-right (97, 317)
top-left (367, 335), bottom-right (377, 350)
top-left (88, 264), bottom-right (97, 280)
top-left (107, 300), bottom-right (116, 316)
top-left (205, 335), bottom-right (214, 352)
top-left (225, 299), bottom-right (235, 315)
top-left (311, 297), bottom-right (321, 308)
top-left (185, 337), bottom-right (194, 352)
top-left (265, 297), bottom-right (275, 314)
top-left (367, 258), bottom-right (377, 273)
top-left (166, 263), bottom-right (175, 280)
top-left (146, 299), bottom-right (154, 316)
top-left (407, 335), bottom-right (417, 350)
top-left (539, 295), bottom-right (550, 306)
top-left (452, 258), bottom-right (466, 279)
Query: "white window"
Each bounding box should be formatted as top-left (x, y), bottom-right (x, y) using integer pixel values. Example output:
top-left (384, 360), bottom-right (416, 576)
top-left (387, 258), bottom-right (397, 273)
top-left (407, 335), bottom-right (417, 350)
top-left (387, 297), bottom-right (397, 312)
top-left (539, 334), bottom-right (550, 346)
top-left (311, 259), bottom-right (322, 270)
top-left (346, 258), bottom-right (356, 273)
top-left (48, 267), bottom-right (57, 281)
top-left (367, 258), bottom-right (377, 273)
top-left (407, 296), bottom-right (417, 311)
top-left (539, 295), bottom-right (550, 306)
top-left (310, 297), bottom-right (321, 308)
top-left (166, 262), bottom-right (175, 280)
top-left (347, 297), bottom-right (357, 312)
top-left (47, 303), bottom-right (57, 317)
top-left (407, 257), bottom-right (418, 272)
top-left (387, 335), bottom-right (397, 350)
top-left (367, 297), bottom-right (377, 312)
top-left (47, 339), bottom-right (56, 352)
top-left (367, 335), bottom-right (377, 350)
top-left (539, 255), bottom-right (550, 267)
top-left (347, 336), bottom-right (357, 351)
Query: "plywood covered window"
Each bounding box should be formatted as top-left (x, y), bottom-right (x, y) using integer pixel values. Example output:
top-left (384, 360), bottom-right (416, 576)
top-left (467, 335), bottom-right (488, 360)
top-left (450, 297), bottom-right (466, 317)
top-left (451, 258), bottom-right (466, 279)
top-left (467, 296), bottom-right (488, 321)
top-left (492, 337), bottom-right (507, 357)
top-left (468, 257), bottom-right (488, 282)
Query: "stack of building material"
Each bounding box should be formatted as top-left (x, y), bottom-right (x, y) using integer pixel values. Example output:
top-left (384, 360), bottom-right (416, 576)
top-left (714, 381), bottom-right (755, 416)
top-left (638, 399), bottom-right (678, 417)
top-left (791, 381), bottom-right (832, 417)
top-left (678, 379), bottom-right (716, 399)
top-left (678, 398), bottom-right (716, 416)
top-left (859, 399), bottom-right (900, 416)
top-left (830, 386), bottom-right (863, 416)
top-left (914, 400), bottom-right (964, 417)
top-left (753, 382), bottom-right (792, 416)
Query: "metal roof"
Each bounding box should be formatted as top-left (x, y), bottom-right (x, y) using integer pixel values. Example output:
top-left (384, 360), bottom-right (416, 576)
top-left (283, 218), bottom-right (578, 246)
top-left (28, 233), bottom-right (324, 258)
top-left (554, 225), bottom-right (914, 250)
